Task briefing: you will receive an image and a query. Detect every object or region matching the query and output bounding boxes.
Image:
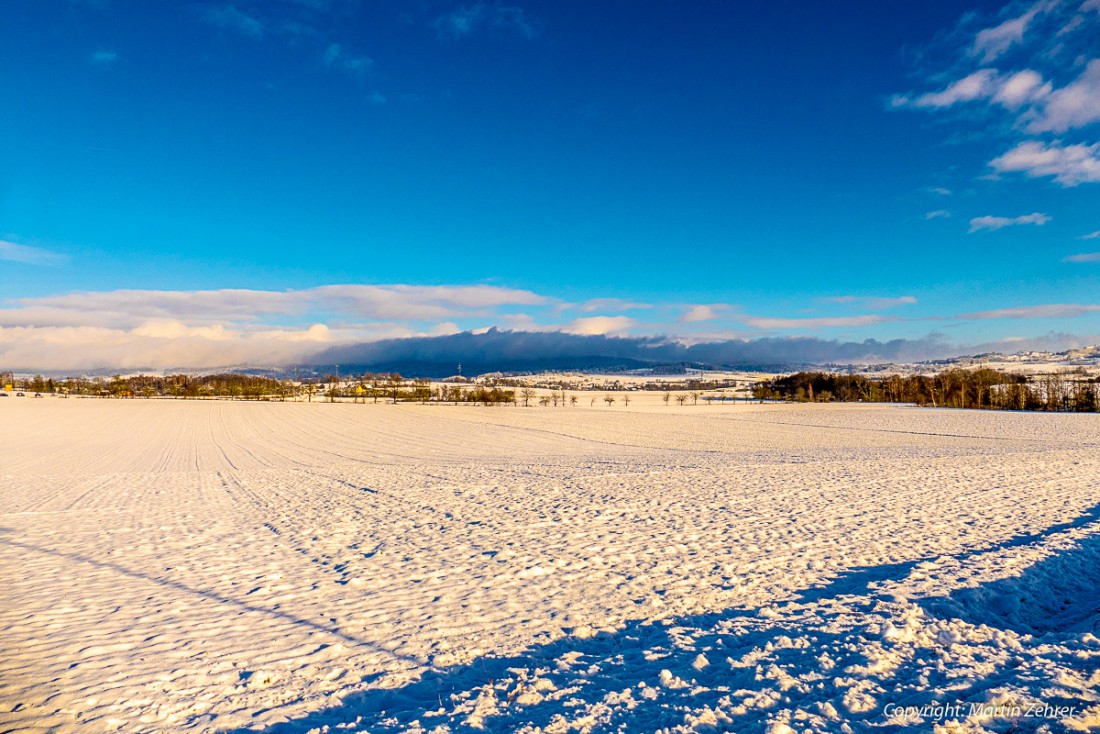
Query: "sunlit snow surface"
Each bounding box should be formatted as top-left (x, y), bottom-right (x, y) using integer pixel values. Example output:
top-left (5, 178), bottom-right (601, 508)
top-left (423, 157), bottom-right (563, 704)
top-left (2, 399), bottom-right (1099, 733)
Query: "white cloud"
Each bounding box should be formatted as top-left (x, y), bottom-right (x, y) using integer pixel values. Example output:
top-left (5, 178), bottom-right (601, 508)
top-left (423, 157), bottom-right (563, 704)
top-left (0, 283), bottom-right (563, 369)
top-left (322, 43), bottom-right (373, 76)
top-left (740, 314), bottom-right (894, 330)
top-left (892, 4), bottom-right (1100, 194)
top-left (680, 304), bottom-right (732, 323)
top-left (900, 69), bottom-right (1000, 109)
top-left (1063, 252), bottom-right (1100, 262)
top-left (968, 212), bottom-right (1051, 232)
top-left (1079, 230), bottom-right (1100, 239)
top-left (896, 68), bottom-right (1052, 112)
top-left (428, 321), bottom-right (462, 336)
top-left (90, 50), bottom-right (118, 66)
top-left (897, 58), bottom-right (1097, 134)
top-left (970, 2), bottom-right (1048, 62)
top-left (498, 313), bottom-right (543, 331)
top-left (925, 210), bottom-right (951, 220)
top-left (575, 297), bottom-right (650, 313)
top-left (825, 296), bottom-right (918, 308)
top-left (957, 303), bottom-right (1100, 319)
top-left (203, 5), bottom-right (265, 37)
top-left (130, 320), bottom-right (234, 341)
top-left (434, 4), bottom-right (538, 40)
top-left (930, 187), bottom-right (953, 196)
top-left (563, 316), bottom-right (635, 336)
top-left (7, 279), bottom-right (1096, 371)
top-left (0, 322), bottom-right (335, 371)
top-left (1026, 59), bottom-right (1100, 132)
top-left (0, 240), bottom-right (67, 266)
top-left (992, 69), bottom-right (1051, 108)
top-left (9, 284), bottom-right (552, 327)
top-left (989, 140), bottom-right (1100, 186)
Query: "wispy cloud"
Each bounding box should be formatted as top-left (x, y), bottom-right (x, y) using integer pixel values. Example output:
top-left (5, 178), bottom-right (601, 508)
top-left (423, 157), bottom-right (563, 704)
top-left (322, 43), bottom-right (373, 77)
top-left (740, 314), bottom-right (896, 330)
top-left (824, 296), bottom-right (918, 309)
top-left (198, 2), bottom-right (378, 85)
top-left (970, 1), bottom-right (1049, 62)
top-left (892, 0), bottom-right (1100, 188)
top-left (968, 212), bottom-right (1050, 232)
top-left (1063, 252), bottom-right (1100, 263)
top-left (956, 303), bottom-right (1100, 319)
top-left (90, 49), bottom-right (118, 66)
top-left (892, 68), bottom-right (1052, 112)
top-left (6, 284), bottom-right (552, 328)
top-left (929, 187), bottom-right (953, 196)
top-left (575, 298), bottom-right (650, 313)
top-left (1079, 230), bottom-right (1100, 240)
top-left (203, 5), bottom-right (265, 37)
top-left (925, 210), bottom-right (951, 220)
top-left (893, 69), bottom-right (1000, 109)
top-left (0, 240), bottom-right (68, 266)
top-left (434, 3), bottom-right (539, 40)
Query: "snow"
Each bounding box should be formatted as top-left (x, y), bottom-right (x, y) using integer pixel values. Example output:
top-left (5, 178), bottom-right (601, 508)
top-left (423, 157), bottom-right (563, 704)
top-left (1, 398), bottom-right (1099, 732)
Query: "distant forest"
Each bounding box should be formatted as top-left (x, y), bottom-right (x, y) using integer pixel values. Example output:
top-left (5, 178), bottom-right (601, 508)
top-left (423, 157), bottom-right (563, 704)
top-left (754, 368), bottom-right (1100, 412)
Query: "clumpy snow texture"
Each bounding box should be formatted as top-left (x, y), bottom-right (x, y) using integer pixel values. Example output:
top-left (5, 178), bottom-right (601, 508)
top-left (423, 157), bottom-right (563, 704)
top-left (1, 399), bottom-right (1099, 733)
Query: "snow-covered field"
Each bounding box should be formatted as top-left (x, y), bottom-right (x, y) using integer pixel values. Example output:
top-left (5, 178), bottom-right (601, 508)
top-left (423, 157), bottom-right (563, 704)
top-left (2, 399), bottom-right (1099, 733)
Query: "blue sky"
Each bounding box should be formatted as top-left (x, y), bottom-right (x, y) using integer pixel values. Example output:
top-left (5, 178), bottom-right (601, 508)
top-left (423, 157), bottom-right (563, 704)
top-left (1, 0), bottom-right (1099, 370)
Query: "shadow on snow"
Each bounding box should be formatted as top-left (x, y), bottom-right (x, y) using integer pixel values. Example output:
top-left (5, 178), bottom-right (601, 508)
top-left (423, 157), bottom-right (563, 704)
top-left (224, 505), bottom-right (1100, 733)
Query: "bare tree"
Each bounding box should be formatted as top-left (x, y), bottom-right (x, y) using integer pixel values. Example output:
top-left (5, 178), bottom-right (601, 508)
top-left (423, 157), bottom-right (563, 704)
top-left (603, 394), bottom-right (616, 407)
top-left (676, 393), bottom-right (688, 406)
top-left (388, 373), bottom-right (403, 404)
top-left (539, 395), bottom-right (552, 407)
top-left (569, 395), bottom-right (578, 406)
top-left (521, 387), bottom-right (535, 407)
top-left (690, 391), bottom-right (700, 405)
top-left (662, 392), bottom-right (671, 406)
top-left (622, 394), bottom-right (631, 406)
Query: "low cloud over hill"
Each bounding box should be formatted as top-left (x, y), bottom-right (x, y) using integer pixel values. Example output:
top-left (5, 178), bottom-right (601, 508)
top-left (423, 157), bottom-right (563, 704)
top-left (306, 328), bottom-right (1000, 376)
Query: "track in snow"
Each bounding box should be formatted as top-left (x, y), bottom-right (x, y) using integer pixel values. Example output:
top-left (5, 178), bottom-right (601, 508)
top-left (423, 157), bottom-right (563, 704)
top-left (1, 399), bottom-right (1098, 732)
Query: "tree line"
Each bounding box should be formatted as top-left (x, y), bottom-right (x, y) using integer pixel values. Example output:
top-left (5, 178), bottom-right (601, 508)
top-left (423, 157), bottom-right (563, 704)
top-left (753, 368), bottom-right (1100, 412)
top-left (7, 373), bottom-right (297, 399)
top-left (3, 372), bottom-right (519, 405)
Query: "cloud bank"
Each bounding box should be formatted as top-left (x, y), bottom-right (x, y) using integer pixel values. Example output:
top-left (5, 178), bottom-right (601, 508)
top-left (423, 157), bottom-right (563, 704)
top-left (2, 284), bottom-right (1097, 372)
top-left (309, 329), bottom-right (1095, 377)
